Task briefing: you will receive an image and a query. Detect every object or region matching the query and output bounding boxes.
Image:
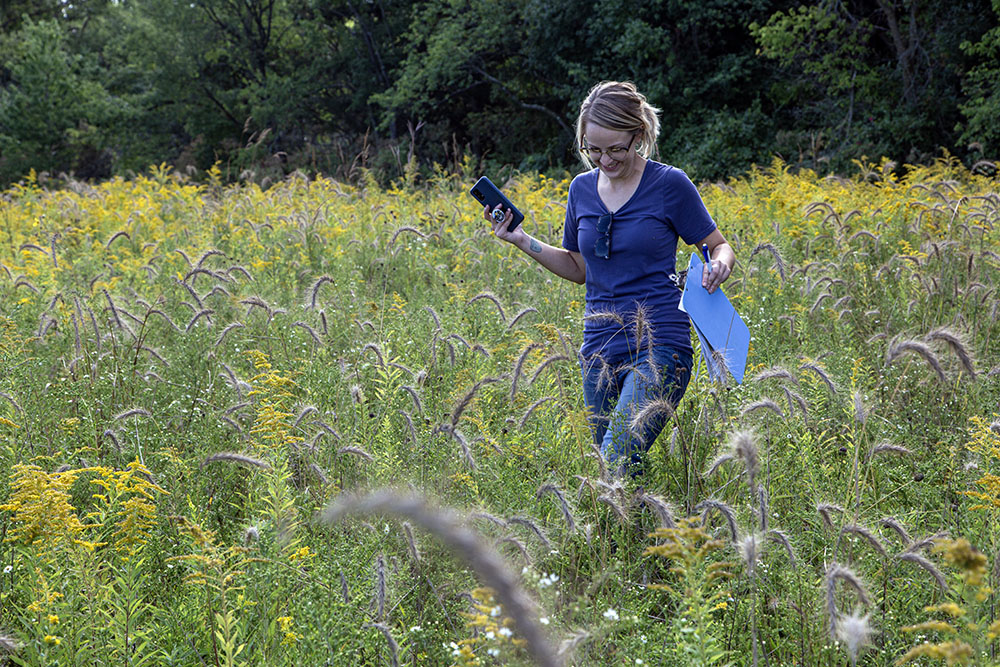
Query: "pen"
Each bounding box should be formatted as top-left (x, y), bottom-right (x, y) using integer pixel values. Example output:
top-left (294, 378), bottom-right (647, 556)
top-left (701, 243), bottom-right (712, 271)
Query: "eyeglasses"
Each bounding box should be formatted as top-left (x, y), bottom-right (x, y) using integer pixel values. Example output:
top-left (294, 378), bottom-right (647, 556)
top-left (594, 213), bottom-right (613, 259)
top-left (580, 134), bottom-right (636, 162)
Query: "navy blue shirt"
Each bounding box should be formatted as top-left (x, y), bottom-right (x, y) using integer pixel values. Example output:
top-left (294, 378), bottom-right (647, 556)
top-left (562, 161), bottom-right (717, 362)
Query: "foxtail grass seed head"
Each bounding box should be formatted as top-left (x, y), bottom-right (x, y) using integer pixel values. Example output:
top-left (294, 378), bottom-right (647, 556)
top-left (466, 291), bottom-right (507, 322)
top-left (227, 264), bottom-right (253, 282)
top-left (498, 536), bottom-right (532, 567)
top-left (447, 332), bottom-right (471, 350)
top-left (393, 410), bottom-right (416, 446)
top-left (852, 390), bottom-right (867, 425)
top-left (710, 349), bottom-right (732, 384)
top-left (757, 484), bottom-right (769, 532)
top-left (293, 321), bottom-right (322, 344)
top-left (696, 498), bottom-right (739, 541)
top-left (728, 430), bottom-right (760, 491)
top-left (925, 327), bottom-right (976, 377)
top-left (362, 342), bottom-right (385, 368)
top-left (740, 398), bottom-right (784, 419)
top-left (749, 242), bottom-right (786, 282)
top-left (842, 524), bottom-right (888, 557)
top-left (896, 552), bottom-right (948, 591)
top-left (529, 354), bottom-right (570, 386)
top-left (321, 490), bottom-right (558, 667)
top-left (0, 632), bottom-right (20, 653)
top-left (520, 396), bottom-right (556, 428)
top-left (201, 452), bottom-right (272, 470)
top-left (507, 516), bottom-right (552, 549)
top-left (799, 362), bottom-right (837, 394)
top-left (374, 553), bottom-right (387, 622)
top-left (557, 630), bottom-right (592, 663)
top-left (536, 483), bottom-right (576, 534)
top-left (868, 441), bottom-right (913, 461)
top-left (817, 502), bottom-right (845, 529)
top-left (905, 531), bottom-right (951, 553)
top-left (825, 564), bottom-right (869, 629)
top-left (0, 392), bottom-right (22, 414)
top-left (423, 305), bottom-right (441, 330)
top-left (739, 532), bottom-right (760, 574)
top-left (451, 377), bottom-right (500, 427)
top-left (752, 365), bottom-right (798, 385)
top-left (337, 446), bottom-right (374, 464)
top-left (309, 463), bottom-right (329, 485)
top-left (878, 516), bottom-right (912, 545)
top-left (293, 406), bottom-right (318, 429)
top-left (507, 307), bottom-right (538, 330)
top-left (782, 386), bottom-right (809, 421)
top-left (766, 529), bottom-right (797, 567)
top-left (366, 623), bottom-right (399, 667)
top-left (511, 342), bottom-right (545, 400)
top-left (471, 511), bottom-right (506, 528)
top-left (583, 309), bottom-right (625, 328)
top-left (104, 229), bottom-right (131, 249)
top-left (102, 429), bottom-right (122, 452)
top-left (597, 493), bottom-right (629, 524)
top-left (886, 338), bottom-right (947, 382)
top-left (185, 308), bottom-right (214, 331)
top-left (630, 399), bottom-right (677, 444)
top-left (402, 521), bottom-right (420, 563)
top-left (834, 611), bottom-right (873, 667)
top-left (398, 385), bottom-right (424, 416)
top-left (589, 443), bottom-right (609, 481)
top-left (635, 489), bottom-right (678, 529)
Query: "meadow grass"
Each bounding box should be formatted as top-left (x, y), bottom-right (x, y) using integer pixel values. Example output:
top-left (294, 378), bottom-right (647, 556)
top-left (0, 156), bottom-right (999, 665)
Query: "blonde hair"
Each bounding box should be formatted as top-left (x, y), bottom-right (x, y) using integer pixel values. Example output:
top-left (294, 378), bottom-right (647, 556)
top-left (575, 81), bottom-right (661, 167)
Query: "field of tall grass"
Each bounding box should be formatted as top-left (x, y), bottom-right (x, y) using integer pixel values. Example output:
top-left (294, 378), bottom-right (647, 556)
top-left (0, 156), bottom-right (998, 666)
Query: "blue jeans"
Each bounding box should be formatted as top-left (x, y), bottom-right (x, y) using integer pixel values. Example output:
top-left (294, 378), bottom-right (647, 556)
top-left (581, 346), bottom-right (692, 477)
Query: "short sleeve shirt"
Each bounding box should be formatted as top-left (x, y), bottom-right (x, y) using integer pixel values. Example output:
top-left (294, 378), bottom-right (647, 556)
top-left (562, 161), bottom-right (717, 362)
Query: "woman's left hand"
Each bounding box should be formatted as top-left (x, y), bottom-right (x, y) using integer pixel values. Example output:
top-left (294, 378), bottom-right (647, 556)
top-left (702, 257), bottom-right (731, 294)
top-left (697, 230), bottom-right (735, 294)
top-left (701, 259), bottom-right (732, 294)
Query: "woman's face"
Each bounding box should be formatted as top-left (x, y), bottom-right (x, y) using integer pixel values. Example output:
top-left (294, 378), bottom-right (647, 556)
top-left (582, 122), bottom-right (640, 180)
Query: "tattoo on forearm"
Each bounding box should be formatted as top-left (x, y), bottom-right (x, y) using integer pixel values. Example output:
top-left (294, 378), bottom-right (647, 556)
top-left (529, 238), bottom-right (542, 253)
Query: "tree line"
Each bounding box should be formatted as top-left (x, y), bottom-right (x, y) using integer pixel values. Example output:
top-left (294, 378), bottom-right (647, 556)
top-left (1, 0), bottom-right (998, 187)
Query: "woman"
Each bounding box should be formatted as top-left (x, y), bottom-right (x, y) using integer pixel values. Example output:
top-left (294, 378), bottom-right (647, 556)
top-left (486, 80), bottom-right (735, 477)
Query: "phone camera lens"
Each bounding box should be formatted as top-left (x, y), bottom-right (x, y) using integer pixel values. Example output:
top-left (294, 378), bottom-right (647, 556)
top-left (472, 189), bottom-right (482, 200)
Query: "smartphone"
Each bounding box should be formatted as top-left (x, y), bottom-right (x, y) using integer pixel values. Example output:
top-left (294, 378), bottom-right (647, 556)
top-left (469, 176), bottom-right (524, 233)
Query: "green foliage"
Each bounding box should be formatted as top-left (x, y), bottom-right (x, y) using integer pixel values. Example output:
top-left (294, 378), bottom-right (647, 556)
top-left (0, 19), bottom-right (118, 182)
top-left (2, 160), bottom-right (999, 664)
top-left (960, 0), bottom-right (1000, 155)
top-left (2, 0), bottom-right (999, 185)
top-left (750, 0), bottom-right (995, 171)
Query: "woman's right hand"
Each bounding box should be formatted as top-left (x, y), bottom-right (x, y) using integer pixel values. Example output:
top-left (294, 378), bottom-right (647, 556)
top-left (485, 205), bottom-right (527, 246)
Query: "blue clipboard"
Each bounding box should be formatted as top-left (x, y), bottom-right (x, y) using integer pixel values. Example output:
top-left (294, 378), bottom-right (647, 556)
top-left (678, 253), bottom-right (750, 384)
